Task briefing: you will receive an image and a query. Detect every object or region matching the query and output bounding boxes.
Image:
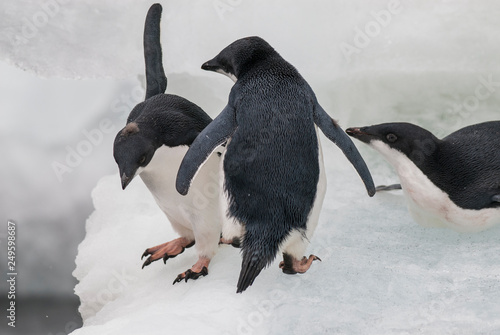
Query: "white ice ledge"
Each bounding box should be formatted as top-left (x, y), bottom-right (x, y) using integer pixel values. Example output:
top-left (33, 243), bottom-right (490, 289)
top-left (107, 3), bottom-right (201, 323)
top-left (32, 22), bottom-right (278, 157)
top-left (71, 172), bottom-right (500, 335)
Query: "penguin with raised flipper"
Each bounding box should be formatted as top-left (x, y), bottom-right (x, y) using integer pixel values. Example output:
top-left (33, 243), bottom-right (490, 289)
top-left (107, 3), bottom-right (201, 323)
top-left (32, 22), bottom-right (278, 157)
top-left (176, 36), bottom-right (375, 293)
top-left (113, 3), bottom-right (223, 283)
top-left (346, 121), bottom-right (500, 232)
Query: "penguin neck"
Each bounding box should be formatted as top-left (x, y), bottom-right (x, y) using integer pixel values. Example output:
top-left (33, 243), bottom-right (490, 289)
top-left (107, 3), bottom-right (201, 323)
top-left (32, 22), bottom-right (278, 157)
top-left (375, 137), bottom-right (444, 179)
top-left (237, 53), bottom-right (283, 80)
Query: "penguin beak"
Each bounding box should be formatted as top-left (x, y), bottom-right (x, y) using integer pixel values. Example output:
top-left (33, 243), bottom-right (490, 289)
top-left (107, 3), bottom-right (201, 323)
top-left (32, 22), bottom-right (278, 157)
top-left (202, 60), bottom-right (237, 83)
top-left (121, 173), bottom-right (132, 190)
top-left (345, 127), bottom-right (374, 144)
top-left (119, 165), bottom-right (145, 190)
top-left (201, 59), bottom-right (219, 72)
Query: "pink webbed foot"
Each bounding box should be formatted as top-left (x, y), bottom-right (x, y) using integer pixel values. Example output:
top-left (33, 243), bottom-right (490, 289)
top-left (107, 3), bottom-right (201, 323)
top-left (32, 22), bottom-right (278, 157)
top-left (141, 237), bottom-right (195, 269)
top-left (279, 253), bottom-right (321, 275)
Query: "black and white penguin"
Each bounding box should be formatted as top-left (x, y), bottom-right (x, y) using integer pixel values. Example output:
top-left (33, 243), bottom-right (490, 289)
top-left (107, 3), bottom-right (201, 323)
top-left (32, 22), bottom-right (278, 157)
top-left (176, 36), bottom-right (375, 293)
top-left (346, 121), bottom-right (500, 232)
top-left (113, 4), bottom-right (222, 283)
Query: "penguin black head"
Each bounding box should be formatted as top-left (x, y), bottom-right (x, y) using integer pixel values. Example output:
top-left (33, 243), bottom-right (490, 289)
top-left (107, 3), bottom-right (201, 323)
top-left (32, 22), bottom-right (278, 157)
top-left (113, 95), bottom-right (211, 190)
top-left (346, 122), bottom-right (440, 167)
top-left (201, 36), bottom-right (277, 82)
top-left (113, 121), bottom-right (156, 190)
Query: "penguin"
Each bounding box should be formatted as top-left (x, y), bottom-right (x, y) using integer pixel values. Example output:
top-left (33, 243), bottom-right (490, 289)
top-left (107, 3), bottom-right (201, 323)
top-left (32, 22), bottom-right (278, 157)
top-left (176, 36), bottom-right (376, 293)
top-left (113, 3), bottom-right (223, 283)
top-left (346, 121), bottom-right (500, 232)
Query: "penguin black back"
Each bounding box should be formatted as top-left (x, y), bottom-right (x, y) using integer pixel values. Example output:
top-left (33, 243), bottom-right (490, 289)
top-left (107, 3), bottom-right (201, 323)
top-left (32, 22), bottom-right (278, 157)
top-left (211, 38), bottom-right (321, 292)
top-left (437, 121), bottom-right (500, 209)
top-left (229, 59), bottom-right (320, 292)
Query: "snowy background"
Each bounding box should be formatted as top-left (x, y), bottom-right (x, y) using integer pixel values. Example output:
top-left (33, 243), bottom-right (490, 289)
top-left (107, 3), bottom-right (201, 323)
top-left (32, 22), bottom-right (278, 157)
top-left (1, 0), bottom-right (499, 334)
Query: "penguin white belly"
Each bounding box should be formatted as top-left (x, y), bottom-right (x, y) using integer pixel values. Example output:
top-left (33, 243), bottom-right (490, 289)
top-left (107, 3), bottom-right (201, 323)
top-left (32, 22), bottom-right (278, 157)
top-left (308, 128), bottom-right (328, 235)
top-left (280, 127), bottom-right (327, 258)
top-left (372, 141), bottom-right (500, 233)
top-left (139, 145), bottom-right (221, 244)
top-left (140, 146), bottom-right (192, 228)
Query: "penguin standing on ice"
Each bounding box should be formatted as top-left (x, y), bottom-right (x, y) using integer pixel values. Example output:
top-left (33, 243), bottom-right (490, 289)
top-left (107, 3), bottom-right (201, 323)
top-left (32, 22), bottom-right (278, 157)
top-left (113, 4), bottom-right (223, 283)
top-left (346, 121), bottom-right (500, 232)
top-left (176, 36), bottom-right (375, 293)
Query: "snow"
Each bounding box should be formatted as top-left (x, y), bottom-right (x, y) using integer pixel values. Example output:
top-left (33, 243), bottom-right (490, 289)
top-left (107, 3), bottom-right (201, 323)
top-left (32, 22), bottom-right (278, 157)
top-left (72, 165), bottom-right (500, 334)
top-left (6, 0), bottom-right (489, 333)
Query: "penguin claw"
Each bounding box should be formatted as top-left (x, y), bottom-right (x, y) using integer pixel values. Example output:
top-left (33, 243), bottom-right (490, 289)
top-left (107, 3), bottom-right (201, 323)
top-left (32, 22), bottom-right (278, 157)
top-left (162, 251), bottom-right (180, 264)
top-left (172, 267), bottom-right (208, 285)
top-left (142, 257), bottom-right (153, 269)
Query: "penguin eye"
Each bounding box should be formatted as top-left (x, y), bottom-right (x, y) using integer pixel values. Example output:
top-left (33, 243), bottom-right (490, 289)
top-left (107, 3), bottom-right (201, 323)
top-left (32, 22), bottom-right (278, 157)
top-left (386, 133), bottom-right (398, 143)
top-left (139, 156), bottom-right (146, 164)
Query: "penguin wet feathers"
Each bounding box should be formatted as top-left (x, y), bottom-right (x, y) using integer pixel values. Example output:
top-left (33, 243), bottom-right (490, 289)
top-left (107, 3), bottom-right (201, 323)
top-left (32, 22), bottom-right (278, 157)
top-left (346, 121), bottom-right (500, 232)
top-left (177, 36), bottom-right (375, 293)
top-left (113, 3), bottom-right (222, 284)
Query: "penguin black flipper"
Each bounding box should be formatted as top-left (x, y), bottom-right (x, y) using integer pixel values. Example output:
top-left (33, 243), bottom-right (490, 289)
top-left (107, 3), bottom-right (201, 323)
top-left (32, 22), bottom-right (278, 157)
top-left (176, 104), bottom-right (237, 195)
top-left (313, 103), bottom-right (376, 196)
top-left (144, 3), bottom-right (167, 99)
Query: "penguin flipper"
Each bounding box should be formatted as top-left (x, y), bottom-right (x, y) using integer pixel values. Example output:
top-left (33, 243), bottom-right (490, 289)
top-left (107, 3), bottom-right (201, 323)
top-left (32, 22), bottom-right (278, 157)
top-left (176, 104), bottom-right (237, 195)
top-left (313, 103), bottom-right (376, 197)
top-left (144, 3), bottom-right (167, 99)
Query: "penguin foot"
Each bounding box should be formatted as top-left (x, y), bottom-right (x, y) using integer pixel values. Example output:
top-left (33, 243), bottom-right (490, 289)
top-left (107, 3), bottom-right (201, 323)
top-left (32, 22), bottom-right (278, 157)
top-left (279, 253), bottom-right (321, 275)
top-left (141, 238), bottom-right (195, 269)
top-left (219, 236), bottom-right (241, 248)
top-left (172, 257), bottom-right (210, 284)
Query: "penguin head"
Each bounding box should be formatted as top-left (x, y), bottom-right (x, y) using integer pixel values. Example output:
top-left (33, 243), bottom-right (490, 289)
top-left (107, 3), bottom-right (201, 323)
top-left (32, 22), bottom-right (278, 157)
top-left (113, 122), bottom-right (156, 189)
top-left (201, 36), bottom-right (276, 82)
top-left (346, 122), bottom-right (440, 168)
top-left (113, 95), bottom-right (211, 190)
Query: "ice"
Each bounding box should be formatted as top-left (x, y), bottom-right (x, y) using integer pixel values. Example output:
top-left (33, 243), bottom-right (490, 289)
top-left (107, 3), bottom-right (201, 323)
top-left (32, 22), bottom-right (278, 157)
top-left (0, 0), bottom-right (148, 78)
top-left (26, 0), bottom-right (497, 333)
top-left (72, 167), bottom-right (500, 334)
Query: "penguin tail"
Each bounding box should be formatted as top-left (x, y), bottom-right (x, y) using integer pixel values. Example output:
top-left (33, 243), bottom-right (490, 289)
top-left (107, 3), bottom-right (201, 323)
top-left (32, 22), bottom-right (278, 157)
top-left (144, 3), bottom-right (167, 99)
top-left (236, 225), bottom-right (283, 293)
top-left (236, 253), bottom-right (267, 293)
